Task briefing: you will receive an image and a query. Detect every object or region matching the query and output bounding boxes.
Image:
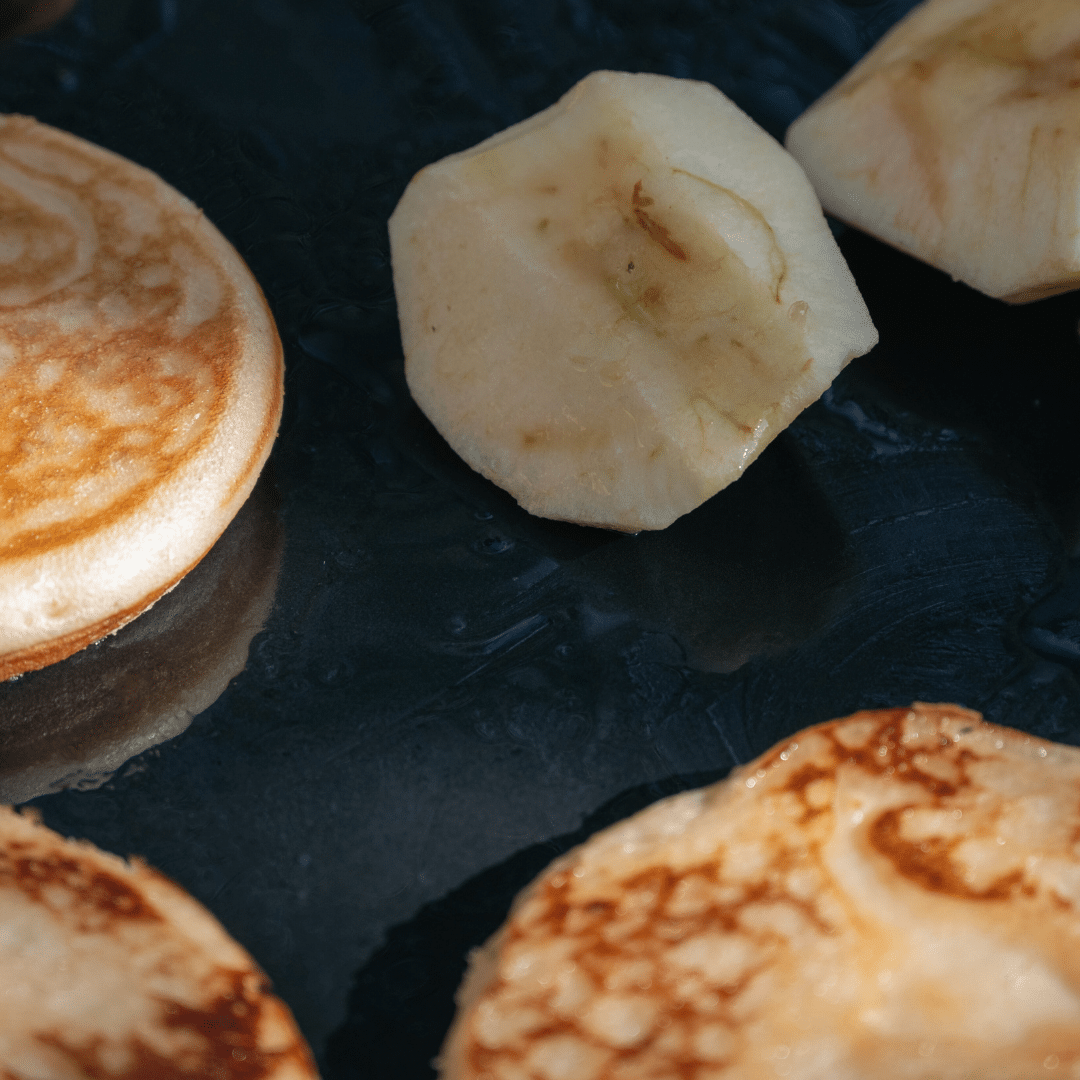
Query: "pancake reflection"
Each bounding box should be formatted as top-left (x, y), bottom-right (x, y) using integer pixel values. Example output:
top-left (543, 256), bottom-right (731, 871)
top-left (0, 470), bottom-right (284, 804)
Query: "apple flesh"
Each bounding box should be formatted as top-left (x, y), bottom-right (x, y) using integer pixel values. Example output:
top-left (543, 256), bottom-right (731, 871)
top-left (391, 71), bottom-right (877, 531)
top-left (786, 0), bottom-right (1080, 303)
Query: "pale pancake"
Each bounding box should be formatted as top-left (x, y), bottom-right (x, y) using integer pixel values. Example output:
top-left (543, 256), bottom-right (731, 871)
top-left (441, 704), bottom-right (1080, 1080)
top-left (0, 806), bottom-right (317, 1079)
top-left (0, 114), bottom-right (283, 680)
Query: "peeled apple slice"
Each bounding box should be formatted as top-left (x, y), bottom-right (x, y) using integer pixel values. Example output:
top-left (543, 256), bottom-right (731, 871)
top-left (786, 0), bottom-right (1080, 304)
top-left (389, 71), bottom-right (877, 532)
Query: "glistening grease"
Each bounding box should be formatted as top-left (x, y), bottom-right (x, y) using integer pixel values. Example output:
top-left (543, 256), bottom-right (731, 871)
top-left (441, 704), bottom-right (1080, 1080)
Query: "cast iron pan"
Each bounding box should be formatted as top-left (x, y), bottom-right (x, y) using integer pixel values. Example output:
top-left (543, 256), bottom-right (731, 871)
top-left (2, 1), bottom-right (1080, 1077)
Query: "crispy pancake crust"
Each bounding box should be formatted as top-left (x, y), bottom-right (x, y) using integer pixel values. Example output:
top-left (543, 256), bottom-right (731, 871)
top-left (442, 704), bottom-right (1080, 1080)
top-left (0, 805), bottom-right (317, 1079)
top-left (0, 114), bottom-right (283, 679)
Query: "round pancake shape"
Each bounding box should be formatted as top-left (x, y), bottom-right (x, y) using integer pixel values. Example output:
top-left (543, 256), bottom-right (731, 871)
top-left (0, 114), bottom-right (283, 680)
top-left (441, 704), bottom-right (1080, 1080)
top-left (0, 805), bottom-right (317, 1079)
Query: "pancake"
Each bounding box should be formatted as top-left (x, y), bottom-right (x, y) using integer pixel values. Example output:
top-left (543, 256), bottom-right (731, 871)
top-left (441, 704), bottom-right (1080, 1080)
top-left (0, 114), bottom-right (283, 680)
top-left (0, 805), bottom-right (317, 1079)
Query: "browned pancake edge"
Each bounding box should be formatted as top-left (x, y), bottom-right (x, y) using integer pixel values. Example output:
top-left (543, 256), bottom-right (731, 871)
top-left (0, 114), bottom-right (284, 679)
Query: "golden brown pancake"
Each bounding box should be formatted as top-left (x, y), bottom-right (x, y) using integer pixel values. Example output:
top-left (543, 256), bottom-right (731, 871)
top-left (0, 114), bottom-right (283, 680)
top-left (0, 805), bottom-right (318, 1079)
top-left (441, 704), bottom-right (1080, 1080)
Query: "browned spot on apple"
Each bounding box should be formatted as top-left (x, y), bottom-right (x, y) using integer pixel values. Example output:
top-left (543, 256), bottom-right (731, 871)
top-left (639, 284), bottom-right (663, 308)
top-left (631, 180), bottom-right (687, 262)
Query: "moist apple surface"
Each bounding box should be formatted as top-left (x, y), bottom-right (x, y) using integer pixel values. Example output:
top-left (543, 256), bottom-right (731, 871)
top-left (787, 0), bottom-right (1080, 302)
top-left (392, 71), bottom-right (877, 531)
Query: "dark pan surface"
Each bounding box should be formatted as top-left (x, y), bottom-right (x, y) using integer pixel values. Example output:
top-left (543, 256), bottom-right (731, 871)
top-left (3, 1), bottom-right (1080, 1076)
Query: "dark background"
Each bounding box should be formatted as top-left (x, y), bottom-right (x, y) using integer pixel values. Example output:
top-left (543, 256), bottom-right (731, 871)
top-left (4, 0), bottom-right (1080, 1076)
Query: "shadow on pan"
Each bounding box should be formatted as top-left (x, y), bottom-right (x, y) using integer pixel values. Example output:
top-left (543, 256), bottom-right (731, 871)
top-left (0, 0), bottom-right (76, 42)
top-left (403, 399), bottom-right (853, 674)
top-left (323, 764), bottom-right (732, 1080)
top-left (838, 229), bottom-right (1080, 549)
top-left (0, 468), bottom-right (285, 804)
